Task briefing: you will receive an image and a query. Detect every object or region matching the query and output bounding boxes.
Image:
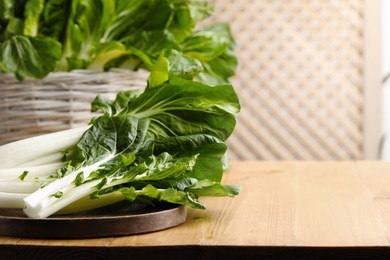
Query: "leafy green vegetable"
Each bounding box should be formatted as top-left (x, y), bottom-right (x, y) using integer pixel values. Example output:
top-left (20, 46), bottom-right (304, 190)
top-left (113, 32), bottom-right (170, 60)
top-left (0, 68), bottom-right (240, 218)
top-left (39, 0), bottom-right (70, 39)
top-left (0, 1), bottom-right (240, 219)
top-left (183, 23), bottom-right (238, 84)
top-left (147, 49), bottom-right (203, 87)
top-left (19, 73), bottom-right (240, 218)
top-left (92, 77), bottom-right (239, 141)
top-left (0, 0), bottom-right (14, 24)
top-left (23, 0), bottom-right (45, 37)
top-left (0, 0), bottom-right (236, 84)
top-left (0, 35), bottom-right (62, 80)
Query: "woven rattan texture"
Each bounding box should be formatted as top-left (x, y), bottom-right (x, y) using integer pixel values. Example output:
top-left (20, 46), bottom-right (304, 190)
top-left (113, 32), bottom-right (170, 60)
top-left (0, 70), bottom-right (149, 144)
top-left (205, 0), bottom-right (365, 160)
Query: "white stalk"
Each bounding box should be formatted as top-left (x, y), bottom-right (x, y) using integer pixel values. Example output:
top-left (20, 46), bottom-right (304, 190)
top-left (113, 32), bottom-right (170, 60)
top-left (24, 179), bottom-right (101, 219)
top-left (25, 172), bottom-right (140, 218)
top-left (19, 152), bottom-right (65, 167)
top-left (0, 162), bottom-right (65, 181)
top-left (0, 192), bottom-right (28, 208)
top-left (0, 126), bottom-right (89, 168)
top-left (23, 154), bottom-right (115, 211)
top-left (23, 160), bottom-right (130, 218)
top-left (0, 181), bottom-right (42, 193)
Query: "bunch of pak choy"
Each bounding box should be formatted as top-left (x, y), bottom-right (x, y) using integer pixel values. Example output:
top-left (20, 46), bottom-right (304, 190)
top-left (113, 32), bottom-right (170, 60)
top-left (0, 0), bottom-right (236, 84)
top-left (0, 50), bottom-right (241, 219)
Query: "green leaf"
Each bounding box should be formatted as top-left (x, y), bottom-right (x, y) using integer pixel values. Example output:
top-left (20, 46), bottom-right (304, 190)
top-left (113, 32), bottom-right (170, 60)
top-left (126, 77), bottom-right (240, 141)
top-left (149, 176), bottom-right (197, 191)
top-left (182, 27), bottom-right (228, 62)
top-left (0, 0), bottom-right (14, 24)
top-left (126, 30), bottom-right (180, 59)
top-left (39, 0), bottom-right (71, 39)
top-left (3, 17), bottom-right (24, 38)
top-left (134, 153), bottom-right (197, 181)
top-left (188, 0), bottom-right (214, 22)
top-left (92, 77), bottom-right (240, 141)
top-left (103, 0), bottom-right (174, 42)
top-left (167, 0), bottom-right (213, 42)
top-left (153, 135), bottom-right (227, 182)
top-left (139, 184), bottom-right (160, 199)
top-left (159, 188), bottom-right (205, 208)
top-left (186, 179), bottom-right (241, 197)
top-left (148, 49), bottom-right (203, 87)
top-left (91, 88), bottom-right (144, 116)
top-left (60, 0), bottom-right (115, 70)
top-left (196, 48), bottom-right (238, 85)
top-left (118, 185), bottom-right (205, 209)
top-left (91, 95), bottom-right (113, 115)
top-left (73, 115), bottom-right (145, 163)
top-left (0, 35), bottom-right (61, 80)
top-left (23, 0), bottom-right (45, 36)
top-left (183, 23), bottom-right (238, 84)
top-left (119, 186), bottom-right (137, 202)
top-left (87, 41), bottom-right (129, 71)
top-left (186, 142), bottom-right (227, 182)
top-left (147, 52), bottom-right (169, 87)
top-left (100, 0), bottom-right (213, 71)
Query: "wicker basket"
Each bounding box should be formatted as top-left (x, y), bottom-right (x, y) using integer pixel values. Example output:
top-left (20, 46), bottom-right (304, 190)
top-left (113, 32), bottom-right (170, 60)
top-left (0, 69), bottom-right (149, 145)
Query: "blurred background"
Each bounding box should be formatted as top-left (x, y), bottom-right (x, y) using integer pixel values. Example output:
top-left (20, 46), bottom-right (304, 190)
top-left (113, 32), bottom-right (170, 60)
top-left (382, 0), bottom-right (390, 160)
top-left (205, 0), bottom-right (387, 161)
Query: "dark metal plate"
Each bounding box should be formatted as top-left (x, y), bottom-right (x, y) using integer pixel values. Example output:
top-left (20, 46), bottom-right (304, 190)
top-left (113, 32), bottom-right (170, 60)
top-left (0, 203), bottom-right (187, 239)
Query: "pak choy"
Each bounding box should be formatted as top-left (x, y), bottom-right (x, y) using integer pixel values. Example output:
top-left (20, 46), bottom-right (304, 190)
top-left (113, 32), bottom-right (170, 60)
top-left (0, 60), bottom-right (241, 218)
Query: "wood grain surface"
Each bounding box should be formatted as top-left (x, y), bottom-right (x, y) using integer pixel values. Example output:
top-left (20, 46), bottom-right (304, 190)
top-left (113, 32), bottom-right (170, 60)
top-left (1, 161), bottom-right (390, 259)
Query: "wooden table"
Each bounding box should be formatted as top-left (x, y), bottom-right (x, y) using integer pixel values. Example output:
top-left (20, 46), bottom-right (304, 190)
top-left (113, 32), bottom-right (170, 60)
top-left (2, 161), bottom-right (390, 259)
